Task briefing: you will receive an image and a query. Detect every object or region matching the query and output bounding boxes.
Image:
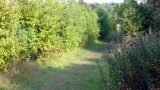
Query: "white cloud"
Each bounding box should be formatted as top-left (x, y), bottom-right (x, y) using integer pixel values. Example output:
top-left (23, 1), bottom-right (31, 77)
top-left (83, 0), bottom-right (124, 3)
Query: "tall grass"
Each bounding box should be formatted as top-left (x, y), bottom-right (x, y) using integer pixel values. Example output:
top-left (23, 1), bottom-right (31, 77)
top-left (103, 32), bottom-right (160, 89)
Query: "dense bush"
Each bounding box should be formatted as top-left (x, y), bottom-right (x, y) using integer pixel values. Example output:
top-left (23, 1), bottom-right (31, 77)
top-left (105, 1), bottom-right (160, 89)
top-left (94, 6), bottom-right (116, 39)
top-left (0, 0), bottom-right (19, 72)
top-left (115, 0), bottom-right (141, 34)
top-left (103, 33), bottom-right (160, 89)
top-left (116, 0), bottom-right (160, 34)
top-left (0, 0), bottom-right (100, 72)
top-left (137, 0), bottom-right (160, 32)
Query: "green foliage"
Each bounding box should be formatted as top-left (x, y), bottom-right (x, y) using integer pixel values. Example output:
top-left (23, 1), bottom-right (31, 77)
top-left (116, 0), bottom-right (160, 34)
top-left (103, 33), bottom-right (160, 89)
top-left (115, 0), bottom-right (141, 34)
top-left (104, 0), bottom-right (160, 89)
top-left (85, 8), bottom-right (100, 42)
top-left (17, 0), bottom-right (39, 59)
top-left (94, 6), bottom-right (116, 39)
top-left (137, 1), bottom-right (160, 32)
top-left (0, 0), bottom-right (100, 72)
top-left (0, 0), bottom-right (19, 72)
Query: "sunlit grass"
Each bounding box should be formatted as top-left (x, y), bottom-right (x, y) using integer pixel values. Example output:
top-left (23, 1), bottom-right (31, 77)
top-left (0, 41), bottom-right (109, 90)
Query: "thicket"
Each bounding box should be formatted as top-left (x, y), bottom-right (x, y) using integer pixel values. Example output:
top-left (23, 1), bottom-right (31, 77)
top-left (94, 5), bottom-right (116, 40)
top-left (115, 0), bottom-right (160, 34)
top-left (0, 0), bottom-right (100, 72)
top-left (104, 33), bottom-right (160, 89)
top-left (103, 0), bottom-right (160, 89)
top-left (0, 0), bottom-right (19, 72)
top-left (115, 0), bottom-right (141, 35)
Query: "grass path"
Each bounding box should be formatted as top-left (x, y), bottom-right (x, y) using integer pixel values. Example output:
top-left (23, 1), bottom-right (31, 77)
top-left (0, 42), bottom-right (109, 90)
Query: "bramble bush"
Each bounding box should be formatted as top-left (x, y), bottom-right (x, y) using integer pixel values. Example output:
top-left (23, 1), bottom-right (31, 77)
top-left (103, 33), bottom-right (160, 89)
top-left (0, 0), bottom-right (100, 72)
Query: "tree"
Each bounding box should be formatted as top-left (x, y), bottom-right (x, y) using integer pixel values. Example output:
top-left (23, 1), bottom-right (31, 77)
top-left (136, 0), bottom-right (160, 32)
top-left (115, 0), bottom-right (141, 34)
top-left (95, 6), bottom-right (115, 39)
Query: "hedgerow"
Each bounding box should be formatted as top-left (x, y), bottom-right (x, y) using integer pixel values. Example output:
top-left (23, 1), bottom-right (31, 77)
top-left (0, 0), bottom-right (19, 72)
top-left (0, 0), bottom-right (100, 72)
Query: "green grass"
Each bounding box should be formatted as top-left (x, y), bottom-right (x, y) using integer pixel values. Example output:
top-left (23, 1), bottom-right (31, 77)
top-left (0, 41), bottom-right (109, 90)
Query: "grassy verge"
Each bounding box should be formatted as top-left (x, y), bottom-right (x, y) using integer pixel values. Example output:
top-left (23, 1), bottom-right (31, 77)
top-left (0, 41), bottom-right (109, 90)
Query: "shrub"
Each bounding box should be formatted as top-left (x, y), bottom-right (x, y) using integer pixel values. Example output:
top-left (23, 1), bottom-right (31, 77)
top-left (0, 0), bottom-right (19, 72)
top-left (0, 0), bottom-right (100, 72)
top-left (94, 6), bottom-right (116, 40)
top-left (17, 0), bottom-right (40, 59)
top-left (103, 33), bottom-right (160, 89)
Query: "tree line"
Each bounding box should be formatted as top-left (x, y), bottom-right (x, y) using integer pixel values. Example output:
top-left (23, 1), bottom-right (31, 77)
top-left (0, 0), bottom-right (114, 72)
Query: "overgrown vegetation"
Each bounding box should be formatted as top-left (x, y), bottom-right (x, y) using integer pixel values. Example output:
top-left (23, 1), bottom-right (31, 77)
top-left (103, 0), bottom-right (160, 89)
top-left (94, 5), bottom-right (116, 40)
top-left (0, 41), bottom-right (108, 90)
top-left (0, 0), bottom-right (101, 72)
top-left (103, 33), bottom-right (160, 89)
top-left (1, 0), bottom-right (160, 89)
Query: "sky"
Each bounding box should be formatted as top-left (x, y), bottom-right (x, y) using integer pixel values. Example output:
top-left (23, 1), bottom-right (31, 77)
top-left (83, 0), bottom-right (124, 3)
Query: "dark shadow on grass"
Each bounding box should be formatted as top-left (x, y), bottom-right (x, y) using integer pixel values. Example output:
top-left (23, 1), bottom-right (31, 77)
top-left (10, 58), bottom-right (107, 90)
top-left (11, 64), bottom-right (64, 90)
top-left (9, 41), bottom-right (109, 90)
top-left (51, 58), bottom-right (106, 90)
